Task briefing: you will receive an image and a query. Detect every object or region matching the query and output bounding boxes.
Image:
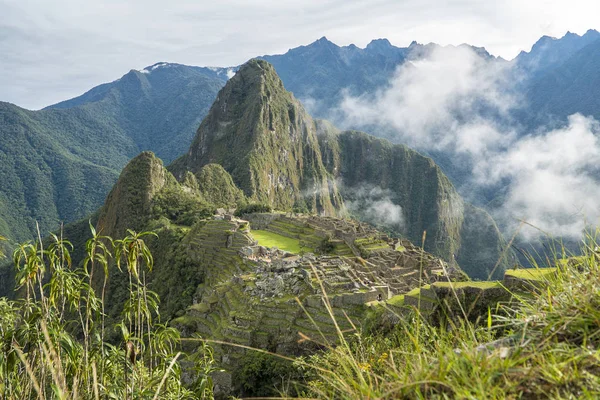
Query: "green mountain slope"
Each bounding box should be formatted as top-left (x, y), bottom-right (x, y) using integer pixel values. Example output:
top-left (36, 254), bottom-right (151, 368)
top-left (170, 59), bottom-right (344, 216)
top-left (48, 64), bottom-right (228, 162)
top-left (0, 65), bottom-right (225, 241)
top-left (0, 102), bottom-right (126, 241)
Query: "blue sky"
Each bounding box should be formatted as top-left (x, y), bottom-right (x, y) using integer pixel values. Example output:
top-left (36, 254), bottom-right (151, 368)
top-left (2, 0), bottom-right (598, 109)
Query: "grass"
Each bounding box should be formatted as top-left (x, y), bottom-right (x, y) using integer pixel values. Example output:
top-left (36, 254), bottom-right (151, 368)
top-left (432, 280), bottom-right (502, 289)
top-left (504, 267), bottom-right (556, 280)
top-left (387, 294), bottom-right (405, 306)
top-left (287, 235), bottom-right (600, 399)
top-left (251, 229), bottom-right (312, 254)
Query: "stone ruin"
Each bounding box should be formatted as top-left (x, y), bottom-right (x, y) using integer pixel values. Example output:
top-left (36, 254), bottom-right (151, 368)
top-left (174, 212), bottom-right (468, 397)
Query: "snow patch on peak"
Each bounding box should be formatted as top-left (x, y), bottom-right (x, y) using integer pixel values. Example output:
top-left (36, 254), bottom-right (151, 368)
top-left (139, 62), bottom-right (171, 74)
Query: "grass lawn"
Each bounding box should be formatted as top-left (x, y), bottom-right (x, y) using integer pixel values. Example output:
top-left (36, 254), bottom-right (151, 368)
top-left (387, 294), bottom-right (405, 306)
top-left (250, 229), bottom-right (312, 254)
top-left (504, 268), bottom-right (556, 281)
top-left (432, 281), bottom-right (502, 289)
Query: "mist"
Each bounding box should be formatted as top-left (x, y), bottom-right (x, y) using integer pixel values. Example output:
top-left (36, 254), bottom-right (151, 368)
top-left (343, 184), bottom-right (405, 232)
top-left (336, 45), bottom-right (600, 240)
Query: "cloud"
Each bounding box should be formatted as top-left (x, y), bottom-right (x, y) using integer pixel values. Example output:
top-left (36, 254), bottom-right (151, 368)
top-left (344, 185), bottom-right (405, 231)
top-left (338, 44), bottom-right (518, 154)
top-left (2, 0), bottom-right (600, 109)
top-left (337, 45), bottom-right (600, 240)
top-left (479, 114), bottom-right (600, 239)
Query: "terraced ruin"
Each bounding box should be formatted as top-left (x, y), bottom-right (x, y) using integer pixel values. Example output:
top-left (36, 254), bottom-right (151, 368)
top-left (170, 212), bottom-right (467, 393)
top-left (383, 265), bottom-right (559, 320)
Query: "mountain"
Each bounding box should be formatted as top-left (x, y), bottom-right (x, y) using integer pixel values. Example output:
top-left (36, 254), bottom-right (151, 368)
top-left (260, 37), bottom-right (497, 119)
top-left (0, 64), bottom-right (226, 241)
top-left (50, 59), bottom-right (512, 396)
top-left (69, 148), bottom-right (468, 396)
top-left (171, 59), bottom-right (509, 278)
top-left (7, 32), bottom-right (600, 244)
top-left (515, 29), bottom-right (600, 78)
top-left (170, 59), bottom-right (343, 215)
top-left (258, 37), bottom-right (408, 116)
top-left (316, 123), bottom-right (509, 279)
top-left (524, 38), bottom-right (600, 126)
top-left (0, 102), bottom-right (126, 241)
top-left (46, 63), bottom-right (229, 162)
top-left (0, 58), bottom-right (514, 397)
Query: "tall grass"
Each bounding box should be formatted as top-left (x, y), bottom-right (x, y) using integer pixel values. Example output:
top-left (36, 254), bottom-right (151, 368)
top-left (4, 224), bottom-right (600, 399)
top-left (0, 226), bottom-right (215, 400)
top-left (292, 232), bottom-right (600, 399)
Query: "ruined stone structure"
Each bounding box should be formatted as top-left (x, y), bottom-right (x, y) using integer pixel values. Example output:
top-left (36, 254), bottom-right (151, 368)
top-left (173, 213), bottom-right (465, 395)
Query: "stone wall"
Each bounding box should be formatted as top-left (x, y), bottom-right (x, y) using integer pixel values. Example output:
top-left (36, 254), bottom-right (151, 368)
top-left (242, 212), bottom-right (281, 230)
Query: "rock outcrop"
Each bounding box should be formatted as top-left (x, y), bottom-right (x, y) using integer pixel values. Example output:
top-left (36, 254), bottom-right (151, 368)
top-left (171, 59), bottom-right (343, 216)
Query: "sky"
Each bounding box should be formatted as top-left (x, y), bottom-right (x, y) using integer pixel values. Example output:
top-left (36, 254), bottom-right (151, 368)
top-left (1, 0), bottom-right (599, 110)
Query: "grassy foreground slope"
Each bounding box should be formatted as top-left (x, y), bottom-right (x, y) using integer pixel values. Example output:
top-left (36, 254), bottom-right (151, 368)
top-left (297, 245), bottom-right (600, 399)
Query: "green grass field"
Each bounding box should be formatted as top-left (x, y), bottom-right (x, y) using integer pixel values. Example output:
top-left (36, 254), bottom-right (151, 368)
top-left (251, 230), bottom-right (312, 254)
top-left (504, 267), bottom-right (556, 281)
top-left (432, 281), bottom-right (502, 289)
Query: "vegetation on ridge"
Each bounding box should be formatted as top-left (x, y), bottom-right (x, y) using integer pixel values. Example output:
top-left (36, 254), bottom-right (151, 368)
top-left (0, 228), bottom-right (217, 399)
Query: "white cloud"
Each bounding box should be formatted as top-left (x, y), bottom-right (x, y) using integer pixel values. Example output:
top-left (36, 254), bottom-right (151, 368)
top-left (344, 185), bottom-right (405, 230)
top-left (480, 115), bottom-right (600, 239)
top-left (338, 45), bottom-right (600, 240)
top-left (338, 45), bottom-right (518, 155)
top-left (1, 0), bottom-right (599, 109)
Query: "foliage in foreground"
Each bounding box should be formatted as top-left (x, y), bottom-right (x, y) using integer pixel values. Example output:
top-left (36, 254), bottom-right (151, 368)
top-left (293, 236), bottom-right (600, 399)
top-left (0, 226), bottom-right (215, 400)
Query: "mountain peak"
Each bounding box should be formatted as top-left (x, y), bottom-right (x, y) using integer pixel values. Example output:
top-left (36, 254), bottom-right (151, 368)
top-left (307, 36), bottom-right (338, 49)
top-left (583, 29), bottom-right (600, 38)
top-left (223, 58), bottom-right (285, 99)
top-left (366, 38), bottom-right (392, 48)
top-left (171, 59), bottom-right (341, 215)
top-left (97, 151), bottom-right (168, 237)
top-left (234, 58), bottom-right (275, 79)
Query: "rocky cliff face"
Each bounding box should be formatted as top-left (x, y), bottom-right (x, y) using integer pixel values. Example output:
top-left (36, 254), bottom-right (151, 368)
top-left (170, 59), bottom-right (343, 216)
top-left (316, 124), bottom-right (510, 279)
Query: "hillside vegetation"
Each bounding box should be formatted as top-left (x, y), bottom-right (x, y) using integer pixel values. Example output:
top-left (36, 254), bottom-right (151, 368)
top-left (1, 216), bottom-right (598, 398)
top-left (0, 65), bottom-right (225, 241)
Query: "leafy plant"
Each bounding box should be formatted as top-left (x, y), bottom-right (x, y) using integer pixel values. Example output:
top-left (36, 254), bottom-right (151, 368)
top-left (235, 203), bottom-right (272, 217)
top-left (0, 227), bottom-right (216, 399)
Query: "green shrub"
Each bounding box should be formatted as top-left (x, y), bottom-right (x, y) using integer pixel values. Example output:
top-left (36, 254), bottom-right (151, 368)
top-left (235, 203), bottom-right (273, 216)
top-left (152, 187), bottom-right (214, 225)
top-left (0, 227), bottom-right (215, 399)
top-left (236, 351), bottom-right (302, 397)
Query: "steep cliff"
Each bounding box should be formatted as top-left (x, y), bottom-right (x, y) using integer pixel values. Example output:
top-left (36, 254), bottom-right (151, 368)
top-left (170, 59), bottom-right (343, 216)
top-left (317, 124), bottom-right (510, 279)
